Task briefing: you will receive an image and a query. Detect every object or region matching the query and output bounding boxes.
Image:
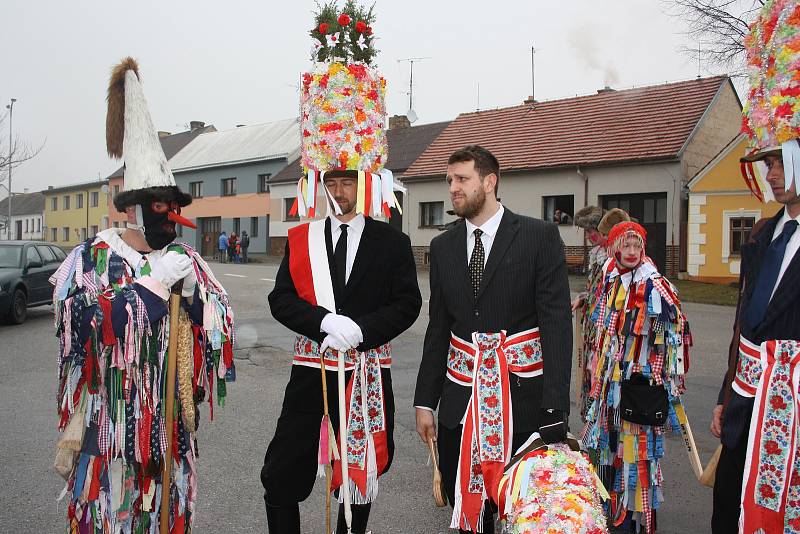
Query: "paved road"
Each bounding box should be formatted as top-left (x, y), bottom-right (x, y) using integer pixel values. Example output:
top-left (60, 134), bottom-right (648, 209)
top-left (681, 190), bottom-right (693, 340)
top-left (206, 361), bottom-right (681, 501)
top-left (0, 259), bottom-right (732, 533)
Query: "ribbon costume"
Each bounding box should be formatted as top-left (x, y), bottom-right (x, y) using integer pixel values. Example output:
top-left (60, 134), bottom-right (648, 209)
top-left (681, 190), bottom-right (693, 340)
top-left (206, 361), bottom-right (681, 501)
top-left (261, 4), bottom-right (421, 533)
top-left (580, 222), bottom-right (691, 533)
top-left (711, 2), bottom-right (800, 532)
top-left (52, 58), bottom-right (235, 533)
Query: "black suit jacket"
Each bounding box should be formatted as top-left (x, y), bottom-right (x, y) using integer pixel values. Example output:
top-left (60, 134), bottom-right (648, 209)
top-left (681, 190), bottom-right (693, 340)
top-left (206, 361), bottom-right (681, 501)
top-left (269, 216), bottom-right (422, 351)
top-left (720, 207), bottom-right (800, 448)
top-left (413, 209), bottom-right (573, 432)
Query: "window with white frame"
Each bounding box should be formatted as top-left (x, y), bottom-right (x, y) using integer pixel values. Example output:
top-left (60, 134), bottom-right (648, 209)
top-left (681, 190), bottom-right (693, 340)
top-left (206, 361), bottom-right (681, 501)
top-left (221, 178), bottom-right (237, 196)
top-left (51, 197), bottom-right (58, 211)
top-left (190, 181), bottom-right (203, 198)
top-left (51, 228), bottom-right (57, 241)
top-left (63, 195), bottom-right (70, 210)
top-left (91, 192), bottom-right (99, 207)
top-left (62, 227), bottom-right (69, 241)
top-left (76, 194), bottom-right (84, 209)
top-left (722, 209), bottom-right (761, 263)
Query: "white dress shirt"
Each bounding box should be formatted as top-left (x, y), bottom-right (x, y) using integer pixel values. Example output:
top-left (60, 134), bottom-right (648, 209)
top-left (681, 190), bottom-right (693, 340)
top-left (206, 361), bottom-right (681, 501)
top-left (329, 213), bottom-right (365, 283)
top-left (465, 204), bottom-right (505, 266)
top-left (769, 209), bottom-right (800, 301)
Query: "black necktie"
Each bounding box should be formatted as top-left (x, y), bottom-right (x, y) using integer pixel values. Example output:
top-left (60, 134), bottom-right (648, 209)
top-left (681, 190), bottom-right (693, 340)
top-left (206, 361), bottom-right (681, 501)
top-left (743, 219), bottom-right (798, 329)
top-left (469, 228), bottom-right (485, 298)
top-left (334, 223), bottom-right (348, 291)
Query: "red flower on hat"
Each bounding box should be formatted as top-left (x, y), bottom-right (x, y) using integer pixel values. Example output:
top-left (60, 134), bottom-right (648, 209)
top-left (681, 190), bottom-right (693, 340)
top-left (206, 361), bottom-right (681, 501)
top-left (338, 13), bottom-right (351, 26)
top-left (367, 89), bottom-right (379, 101)
top-left (320, 74), bottom-right (329, 88)
top-left (355, 21), bottom-right (367, 33)
top-left (303, 129), bottom-right (311, 138)
top-left (366, 25), bottom-right (373, 35)
top-left (319, 22), bottom-right (329, 34)
top-left (347, 63), bottom-right (367, 80)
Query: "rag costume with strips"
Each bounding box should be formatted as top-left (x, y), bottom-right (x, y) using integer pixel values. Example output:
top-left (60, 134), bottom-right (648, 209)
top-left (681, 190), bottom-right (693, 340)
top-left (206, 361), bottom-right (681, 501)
top-left (580, 222), bottom-right (691, 534)
top-left (53, 232), bottom-right (234, 532)
top-left (52, 57), bottom-right (235, 533)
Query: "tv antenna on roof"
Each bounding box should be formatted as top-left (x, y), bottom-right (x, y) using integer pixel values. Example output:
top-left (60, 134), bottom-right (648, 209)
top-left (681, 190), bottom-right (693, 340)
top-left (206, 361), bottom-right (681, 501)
top-left (397, 57), bottom-right (431, 123)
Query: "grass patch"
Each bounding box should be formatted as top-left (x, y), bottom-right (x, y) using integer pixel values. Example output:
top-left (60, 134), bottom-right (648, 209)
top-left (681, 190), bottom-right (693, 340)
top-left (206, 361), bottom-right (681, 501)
top-left (673, 279), bottom-right (739, 307)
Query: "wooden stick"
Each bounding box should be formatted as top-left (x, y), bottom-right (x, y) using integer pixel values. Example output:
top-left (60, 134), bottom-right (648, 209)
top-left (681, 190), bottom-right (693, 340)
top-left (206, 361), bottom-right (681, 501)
top-left (337, 350), bottom-right (352, 533)
top-left (320, 352), bottom-right (332, 534)
top-left (160, 282), bottom-right (183, 534)
top-left (673, 401), bottom-right (704, 480)
top-left (574, 307), bottom-right (585, 410)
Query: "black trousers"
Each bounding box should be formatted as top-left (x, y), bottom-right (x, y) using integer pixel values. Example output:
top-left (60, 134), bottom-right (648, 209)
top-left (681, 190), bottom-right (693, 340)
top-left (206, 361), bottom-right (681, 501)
top-left (438, 423), bottom-right (532, 533)
top-left (712, 435), bottom-right (748, 533)
top-left (261, 365), bottom-right (395, 506)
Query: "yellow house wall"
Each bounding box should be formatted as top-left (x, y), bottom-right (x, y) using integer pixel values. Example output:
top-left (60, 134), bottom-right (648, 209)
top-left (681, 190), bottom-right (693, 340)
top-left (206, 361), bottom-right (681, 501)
top-left (44, 185), bottom-right (111, 248)
top-left (695, 194), bottom-right (781, 281)
top-left (688, 135), bottom-right (782, 282)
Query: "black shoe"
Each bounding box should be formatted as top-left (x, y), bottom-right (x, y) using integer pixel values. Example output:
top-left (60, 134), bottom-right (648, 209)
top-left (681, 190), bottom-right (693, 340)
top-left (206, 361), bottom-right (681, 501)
top-left (265, 502), bottom-right (300, 534)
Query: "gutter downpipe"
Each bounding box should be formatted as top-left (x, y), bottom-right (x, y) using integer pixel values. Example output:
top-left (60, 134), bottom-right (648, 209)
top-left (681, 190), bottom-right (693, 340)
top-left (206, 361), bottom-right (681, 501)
top-left (577, 166), bottom-right (589, 270)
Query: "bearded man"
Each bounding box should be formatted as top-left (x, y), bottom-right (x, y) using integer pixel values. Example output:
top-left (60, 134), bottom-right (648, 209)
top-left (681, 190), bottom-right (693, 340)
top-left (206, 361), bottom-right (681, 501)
top-left (413, 145), bottom-right (573, 533)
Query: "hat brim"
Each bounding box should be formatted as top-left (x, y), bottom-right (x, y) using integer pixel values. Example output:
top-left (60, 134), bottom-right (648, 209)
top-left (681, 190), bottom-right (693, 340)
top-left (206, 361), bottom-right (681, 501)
top-left (113, 186), bottom-right (192, 213)
top-left (740, 145), bottom-right (782, 163)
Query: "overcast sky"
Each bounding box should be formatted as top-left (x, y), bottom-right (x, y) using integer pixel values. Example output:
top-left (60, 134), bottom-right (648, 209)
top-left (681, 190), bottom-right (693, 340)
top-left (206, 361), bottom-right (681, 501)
top-left (0, 0), bottom-right (729, 197)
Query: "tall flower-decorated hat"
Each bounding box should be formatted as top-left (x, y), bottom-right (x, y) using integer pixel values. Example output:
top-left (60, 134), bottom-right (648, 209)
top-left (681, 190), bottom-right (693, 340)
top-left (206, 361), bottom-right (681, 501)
top-left (740, 0), bottom-right (800, 201)
top-left (290, 0), bottom-right (404, 218)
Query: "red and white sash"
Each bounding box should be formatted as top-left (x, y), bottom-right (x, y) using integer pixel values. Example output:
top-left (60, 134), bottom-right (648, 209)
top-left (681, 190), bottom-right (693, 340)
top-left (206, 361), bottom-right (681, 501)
top-left (448, 329), bottom-right (542, 533)
top-left (287, 219), bottom-right (389, 503)
top-left (740, 339), bottom-right (800, 533)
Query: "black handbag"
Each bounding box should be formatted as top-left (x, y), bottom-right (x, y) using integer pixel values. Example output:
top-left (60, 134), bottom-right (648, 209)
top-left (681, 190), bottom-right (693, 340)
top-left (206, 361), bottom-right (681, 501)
top-left (620, 373), bottom-right (669, 426)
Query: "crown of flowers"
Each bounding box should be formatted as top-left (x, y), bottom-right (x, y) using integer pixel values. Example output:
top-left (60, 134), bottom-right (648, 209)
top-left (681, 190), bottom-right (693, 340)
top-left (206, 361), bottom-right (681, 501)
top-left (310, 1), bottom-right (378, 64)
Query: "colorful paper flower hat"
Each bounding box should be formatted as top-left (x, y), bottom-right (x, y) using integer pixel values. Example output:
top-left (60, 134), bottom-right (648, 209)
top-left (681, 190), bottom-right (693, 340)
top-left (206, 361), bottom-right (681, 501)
top-left (291, 0), bottom-right (404, 219)
top-left (740, 0), bottom-right (800, 201)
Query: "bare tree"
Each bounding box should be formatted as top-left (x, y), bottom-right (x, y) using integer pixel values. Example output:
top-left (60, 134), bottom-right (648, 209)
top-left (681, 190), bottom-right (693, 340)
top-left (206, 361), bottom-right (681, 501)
top-left (0, 111), bottom-right (44, 178)
top-left (664, 0), bottom-right (764, 77)
top-left (0, 110), bottom-right (45, 233)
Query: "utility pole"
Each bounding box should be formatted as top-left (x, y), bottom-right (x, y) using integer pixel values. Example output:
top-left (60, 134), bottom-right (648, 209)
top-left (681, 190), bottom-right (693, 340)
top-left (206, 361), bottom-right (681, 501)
top-left (6, 98), bottom-right (16, 240)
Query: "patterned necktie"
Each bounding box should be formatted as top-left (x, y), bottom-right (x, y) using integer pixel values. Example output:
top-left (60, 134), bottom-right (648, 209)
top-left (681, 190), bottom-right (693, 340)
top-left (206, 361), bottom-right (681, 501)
top-left (334, 223), bottom-right (348, 290)
top-left (469, 228), bottom-right (485, 298)
top-left (743, 219), bottom-right (798, 329)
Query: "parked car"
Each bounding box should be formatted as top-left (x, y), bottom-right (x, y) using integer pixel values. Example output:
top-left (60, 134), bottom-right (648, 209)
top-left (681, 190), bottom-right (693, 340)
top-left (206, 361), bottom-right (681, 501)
top-left (0, 240), bottom-right (66, 324)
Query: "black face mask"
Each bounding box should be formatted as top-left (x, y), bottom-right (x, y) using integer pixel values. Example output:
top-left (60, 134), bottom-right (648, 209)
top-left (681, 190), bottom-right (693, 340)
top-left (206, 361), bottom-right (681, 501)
top-left (141, 202), bottom-right (177, 250)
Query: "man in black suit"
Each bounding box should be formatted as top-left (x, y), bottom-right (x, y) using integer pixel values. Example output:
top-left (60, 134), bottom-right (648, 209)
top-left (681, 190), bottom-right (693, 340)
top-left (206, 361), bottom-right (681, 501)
top-left (711, 149), bottom-right (800, 533)
top-left (263, 171), bottom-right (422, 533)
top-left (414, 145), bottom-right (572, 533)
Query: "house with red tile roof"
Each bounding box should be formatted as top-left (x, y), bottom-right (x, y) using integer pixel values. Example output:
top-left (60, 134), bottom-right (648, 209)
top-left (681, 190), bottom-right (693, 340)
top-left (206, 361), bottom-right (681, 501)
top-left (400, 75), bottom-right (741, 274)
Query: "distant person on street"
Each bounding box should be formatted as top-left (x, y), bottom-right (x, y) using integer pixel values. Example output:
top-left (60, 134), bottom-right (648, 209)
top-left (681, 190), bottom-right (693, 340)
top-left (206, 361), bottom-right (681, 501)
top-left (218, 230), bottom-right (228, 263)
top-left (712, 3), bottom-right (800, 531)
top-left (228, 232), bottom-right (238, 263)
top-left (414, 145), bottom-right (572, 533)
top-left (263, 171), bottom-right (421, 533)
top-left (240, 230), bottom-right (250, 264)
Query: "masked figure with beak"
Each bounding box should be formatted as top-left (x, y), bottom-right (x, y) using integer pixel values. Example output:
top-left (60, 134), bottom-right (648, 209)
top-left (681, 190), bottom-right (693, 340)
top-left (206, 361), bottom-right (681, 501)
top-left (50, 57), bottom-right (235, 533)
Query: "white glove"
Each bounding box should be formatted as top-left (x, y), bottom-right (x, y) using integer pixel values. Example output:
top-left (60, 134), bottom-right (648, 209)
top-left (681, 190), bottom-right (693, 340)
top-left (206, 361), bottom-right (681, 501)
top-left (181, 265), bottom-right (198, 299)
top-left (320, 313), bottom-right (363, 348)
top-left (319, 333), bottom-right (352, 354)
top-left (150, 251), bottom-right (194, 295)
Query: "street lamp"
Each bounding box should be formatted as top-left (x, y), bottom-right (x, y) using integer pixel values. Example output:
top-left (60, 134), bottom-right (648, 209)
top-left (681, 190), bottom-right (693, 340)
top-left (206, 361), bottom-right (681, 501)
top-left (6, 98), bottom-right (16, 240)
